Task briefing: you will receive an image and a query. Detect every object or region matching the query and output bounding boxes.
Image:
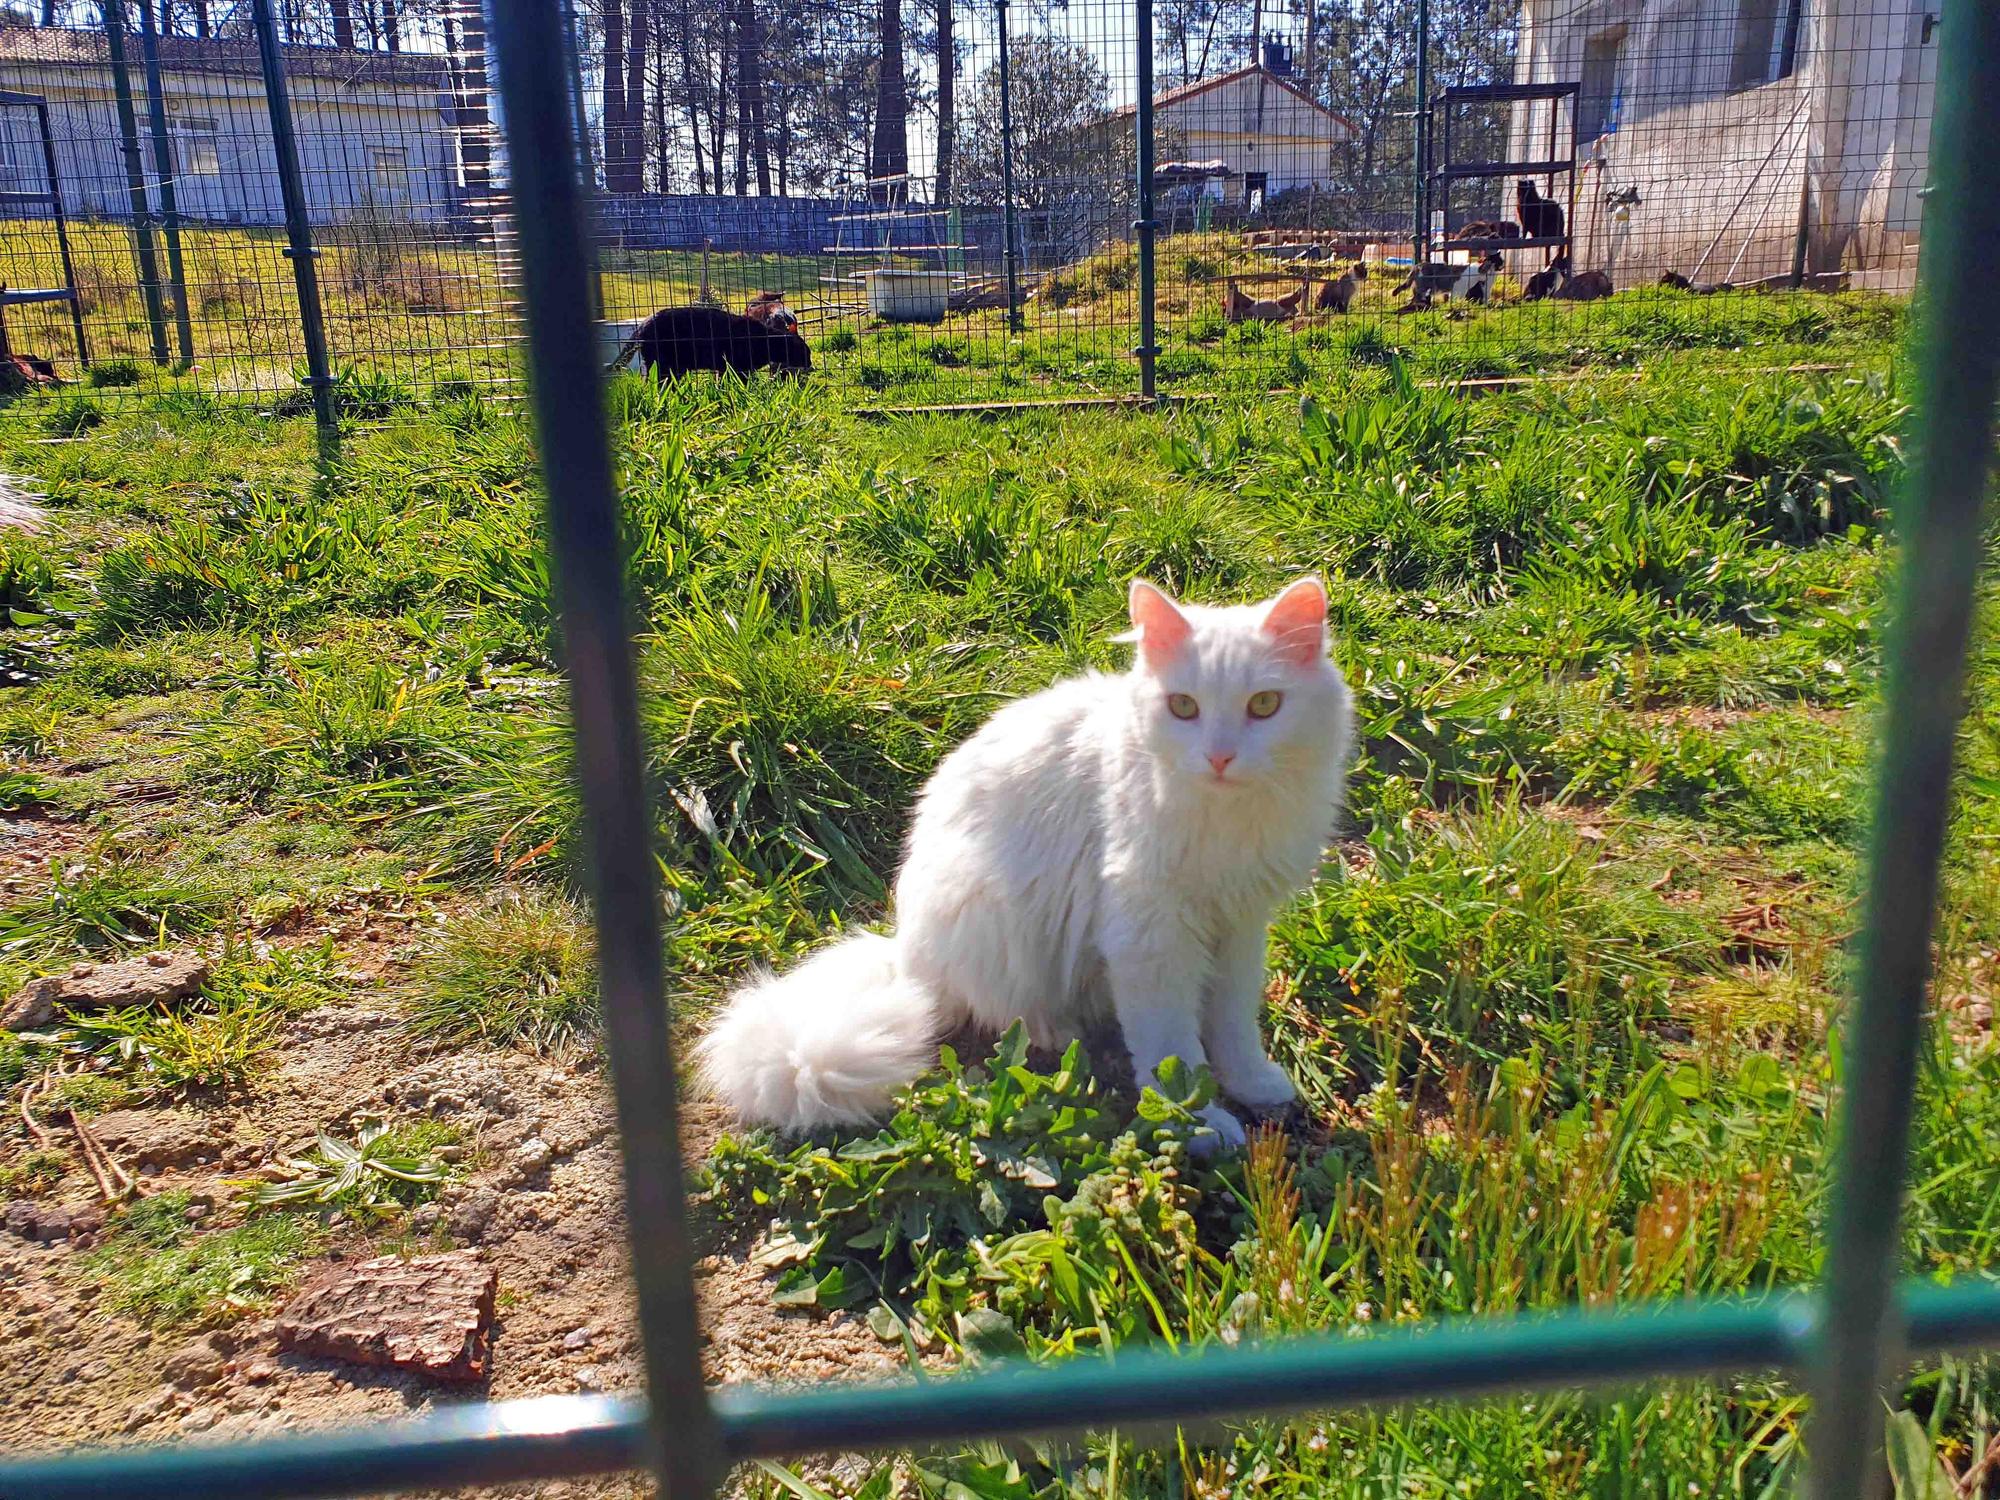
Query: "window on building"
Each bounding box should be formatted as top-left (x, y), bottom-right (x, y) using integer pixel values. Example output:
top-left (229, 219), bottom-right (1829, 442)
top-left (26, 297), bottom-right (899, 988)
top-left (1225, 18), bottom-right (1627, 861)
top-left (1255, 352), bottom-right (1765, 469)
top-left (1732, 0), bottom-right (1782, 88)
top-left (370, 145), bottom-right (410, 196)
top-left (172, 116), bottom-right (220, 177)
top-left (0, 126), bottom-right (32, 193)
top-left (1577, 27), bottom-right (1626, 142)
top-left (1647, 1), bottom-right (1702, 114)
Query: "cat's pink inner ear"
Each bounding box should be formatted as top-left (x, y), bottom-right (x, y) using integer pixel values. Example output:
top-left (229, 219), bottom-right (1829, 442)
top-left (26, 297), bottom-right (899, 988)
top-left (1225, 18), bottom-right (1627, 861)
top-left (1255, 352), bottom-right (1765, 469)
top-left (1262, 576), bottom-right (1327, 667)
top-left (1128, 579), bottom-right (1192, 670)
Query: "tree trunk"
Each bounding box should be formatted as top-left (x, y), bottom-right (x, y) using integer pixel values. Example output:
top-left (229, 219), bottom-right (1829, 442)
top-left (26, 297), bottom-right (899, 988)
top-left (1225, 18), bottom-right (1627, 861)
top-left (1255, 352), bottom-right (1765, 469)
top-left (734, 45), bottom-right (749, 195)
top-left (711, 44), bottom-right (729, 200)
top-left (934, 0), bottom-right (954, 202)
top-left (624, 0), bottom-right (649, 193)
top-left (328, 0), bottom-right (356, 50)
top-left (652, 17), bottom-right (668, 191)
top-left (601, 0), bottom-right (629, 192)
top-left (381, 0), bottom-right (398, 52)
top-left (679, 21), bottom-right (709, 194)
top-left (869, 0), bottom-right (907, 199)
top-left (39, 0), bottom-right (54, 25)
top-left (735, 0), bottom-right (770, 195)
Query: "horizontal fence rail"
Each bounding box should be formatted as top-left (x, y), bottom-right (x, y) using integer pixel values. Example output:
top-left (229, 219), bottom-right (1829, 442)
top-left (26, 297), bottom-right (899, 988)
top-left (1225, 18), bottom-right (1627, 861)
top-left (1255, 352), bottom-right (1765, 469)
top-left (6, 1281), bottom-right (2000, 1500)
top-left (0, 1), bottom-right (1993, 1498)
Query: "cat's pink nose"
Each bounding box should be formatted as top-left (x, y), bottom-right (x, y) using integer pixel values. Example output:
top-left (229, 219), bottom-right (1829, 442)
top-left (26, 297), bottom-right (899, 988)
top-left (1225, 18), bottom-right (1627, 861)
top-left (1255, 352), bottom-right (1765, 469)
top-left (1208, 752), bottom-right (1236, 776)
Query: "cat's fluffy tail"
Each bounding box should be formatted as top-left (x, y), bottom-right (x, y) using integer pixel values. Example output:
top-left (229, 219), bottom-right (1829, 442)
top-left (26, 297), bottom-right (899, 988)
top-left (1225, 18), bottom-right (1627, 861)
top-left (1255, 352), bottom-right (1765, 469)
top-left (692, 931), bottom-right (937, 1132)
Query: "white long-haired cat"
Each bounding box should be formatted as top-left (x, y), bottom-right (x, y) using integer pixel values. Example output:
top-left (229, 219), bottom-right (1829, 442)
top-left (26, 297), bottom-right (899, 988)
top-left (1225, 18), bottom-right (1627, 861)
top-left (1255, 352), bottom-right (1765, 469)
top-left (694, 575), bottom-right (1353, 1150)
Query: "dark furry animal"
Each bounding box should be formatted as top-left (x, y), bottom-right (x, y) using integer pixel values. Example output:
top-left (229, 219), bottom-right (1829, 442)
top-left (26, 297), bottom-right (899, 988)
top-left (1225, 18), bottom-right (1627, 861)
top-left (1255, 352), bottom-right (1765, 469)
top-left (622, 305), bottom-right (810, 380)
top-left (1450, 220), bottom-right (1521, 243)
top-left (1516, 180), bottom-right (1566, 262)
top-left (1314, 262), bottom-right (1367, 312)
top-left (1395, 251), bottom-right (1505, 310)
top-left (1658, 270), bottom-right (1732, 295)
top-left (1523, 253), bottom-right (1571, 302)
top-left (1555, 269), bottom-right (1614, 302)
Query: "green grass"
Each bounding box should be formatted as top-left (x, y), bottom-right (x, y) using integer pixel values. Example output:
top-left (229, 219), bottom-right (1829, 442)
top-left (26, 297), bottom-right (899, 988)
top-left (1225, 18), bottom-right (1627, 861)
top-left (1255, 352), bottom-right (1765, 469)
top-left (0, 293), bottom-right (1993, 1495)
top-left (408, 892), bottom-right (598, 1052)
top-left (0, 216), bottom-right (1906, 408)
top-left (83, 1191), bottom-right (322, 1328)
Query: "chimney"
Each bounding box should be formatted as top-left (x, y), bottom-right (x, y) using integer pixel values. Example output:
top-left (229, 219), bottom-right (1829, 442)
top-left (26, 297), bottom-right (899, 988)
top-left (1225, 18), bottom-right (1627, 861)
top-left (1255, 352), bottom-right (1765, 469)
top-left (1262, 35), bottom-right (1292, 75)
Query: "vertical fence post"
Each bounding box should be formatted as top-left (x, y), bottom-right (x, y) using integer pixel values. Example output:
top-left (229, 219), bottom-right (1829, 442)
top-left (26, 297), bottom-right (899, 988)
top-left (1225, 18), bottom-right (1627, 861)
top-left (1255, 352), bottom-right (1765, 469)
top-left (1805, 4), bottom-right (2000, 1497)
top-left (37, 102), bottom-right (90, 369)
top-left (1133, 0), bottom-right (1157, 402)
top-left (995, 0), bottom-right (1022, 333)
top-left (101, 0), bottom-right (169, 366)
top-left (134, 0), bottom-right (194, 366)
top-left (1410, 0), bottom-right (1430, 276)
top-left (485, 0), bottom-right (721, 1497)
top-left (249, 0), bottom-right (334, 432)
top-left (560, 0), bottom-right (603, 323)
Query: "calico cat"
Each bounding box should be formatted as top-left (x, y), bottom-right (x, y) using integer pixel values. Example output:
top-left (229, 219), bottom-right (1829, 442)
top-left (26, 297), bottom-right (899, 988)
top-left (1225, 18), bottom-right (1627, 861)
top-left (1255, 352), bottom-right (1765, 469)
top-left (695, 578), bottom-right (1355, 1151)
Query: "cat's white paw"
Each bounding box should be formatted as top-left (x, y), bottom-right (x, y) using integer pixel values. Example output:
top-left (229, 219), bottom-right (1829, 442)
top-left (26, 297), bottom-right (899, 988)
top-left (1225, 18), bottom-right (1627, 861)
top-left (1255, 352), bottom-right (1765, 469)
top-left (1217, 1057), bottom-right (1300, 1112)
top-left (1190, 1102), bottom-right (1249, 1156)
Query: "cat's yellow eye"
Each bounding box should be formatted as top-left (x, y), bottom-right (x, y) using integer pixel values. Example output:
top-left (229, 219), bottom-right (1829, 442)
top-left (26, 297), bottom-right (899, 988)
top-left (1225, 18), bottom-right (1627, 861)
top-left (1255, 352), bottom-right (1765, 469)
top-left (1167, 693), bottom-right (1200, 721)
top-left (1247, 690), bottom-right (1283, 720)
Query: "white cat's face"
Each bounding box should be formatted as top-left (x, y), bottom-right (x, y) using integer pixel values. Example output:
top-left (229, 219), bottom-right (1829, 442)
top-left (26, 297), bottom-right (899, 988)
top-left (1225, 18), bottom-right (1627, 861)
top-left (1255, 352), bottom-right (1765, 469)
top-left (1124, 577), bottom-right (1348, 791)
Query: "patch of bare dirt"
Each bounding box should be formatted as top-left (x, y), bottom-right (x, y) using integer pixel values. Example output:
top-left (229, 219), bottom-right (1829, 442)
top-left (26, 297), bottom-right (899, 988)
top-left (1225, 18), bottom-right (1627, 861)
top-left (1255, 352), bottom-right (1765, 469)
top-left (0, 787), bottom-right (916, 1495)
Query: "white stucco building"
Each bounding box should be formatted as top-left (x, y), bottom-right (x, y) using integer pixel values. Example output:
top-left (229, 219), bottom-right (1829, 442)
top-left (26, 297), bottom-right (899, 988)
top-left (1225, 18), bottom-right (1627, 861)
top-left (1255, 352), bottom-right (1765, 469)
top-left (0, 29), bottom-right (471, 225)
top-left (1509, 0), bottom-right (1937, 288)
top-left (1101, 63), bottom-right (1355, 209)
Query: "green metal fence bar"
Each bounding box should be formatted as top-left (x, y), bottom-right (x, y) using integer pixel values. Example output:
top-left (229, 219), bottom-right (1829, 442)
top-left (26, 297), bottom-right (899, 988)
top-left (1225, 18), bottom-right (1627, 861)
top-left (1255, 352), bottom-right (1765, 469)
top-left (1806, 2), bottom-right (2000, 1495)
top-left (132, 0), bottom-right (194, 368)
top-left (34, 97), bottom-right (91, 370)
top-left (995, 0), bottom-right (1022, 334)
top-left (1, 0), bottom-right (1997, 1494)
top-left (6, 1280), bottom-right (2000, 1500)
top-left (100, 0), bottom-right (169, 368)
top-left (1132, 0), bottom-right (1157, 402)
top-left (248, 0), bottom-right (334, 434)
top-left (484, 0), bottom-right (720, 1495)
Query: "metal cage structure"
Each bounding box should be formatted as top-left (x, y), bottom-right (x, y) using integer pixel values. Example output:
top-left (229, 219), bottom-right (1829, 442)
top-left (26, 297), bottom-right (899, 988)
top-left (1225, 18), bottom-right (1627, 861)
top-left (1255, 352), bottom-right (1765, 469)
top-left (0, 87), bottom-right (90, 376)
top-left (0, 2), bottom-right (1997, 1499)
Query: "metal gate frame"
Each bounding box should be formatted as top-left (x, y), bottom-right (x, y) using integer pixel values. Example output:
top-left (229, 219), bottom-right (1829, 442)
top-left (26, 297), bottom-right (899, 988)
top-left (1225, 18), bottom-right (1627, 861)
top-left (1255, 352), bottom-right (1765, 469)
top-left (3, 0), bottom-right (1999, 1496)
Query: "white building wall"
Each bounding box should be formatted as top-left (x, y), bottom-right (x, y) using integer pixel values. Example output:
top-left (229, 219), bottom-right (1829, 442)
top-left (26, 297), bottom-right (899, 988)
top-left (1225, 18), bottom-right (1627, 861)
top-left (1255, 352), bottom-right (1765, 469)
top-left (1511, 0), bottom-right (1935, 289)
top-left (0, 59), bottom-right (456, 225)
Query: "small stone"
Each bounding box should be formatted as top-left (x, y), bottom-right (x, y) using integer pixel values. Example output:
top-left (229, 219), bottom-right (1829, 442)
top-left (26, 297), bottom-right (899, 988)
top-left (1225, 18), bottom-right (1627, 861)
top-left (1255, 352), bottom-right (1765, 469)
top-left (4, 1200), bottom-right (104, 1243)
top-left (239, 1356), bottom-right (280, 1384)
top-left (163, 1335), bottom-right (229, 1390)
top-left (448, 1187), bottom-right (500, 1243)
top-left (508, 1137), bottom-right (552, 1180)
top-left (4, 952), bottom-right (209, 1031)
top-left (87, 1109), bottom-right (226, 1171)
top-left (179, 1408), bottom-right (219, 1434)
top-left (562, 1326), bottom-right (593, 1352)
top-left (573, 1364), bottom-right (606, 1392)
top-left (123, 1387), bottom-right (190, 1432)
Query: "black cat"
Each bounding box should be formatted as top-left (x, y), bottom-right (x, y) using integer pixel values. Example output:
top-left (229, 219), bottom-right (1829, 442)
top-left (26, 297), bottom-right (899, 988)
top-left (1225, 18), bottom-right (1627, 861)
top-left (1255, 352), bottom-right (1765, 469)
top-left (1516, 180), bottom-right (1566, 263)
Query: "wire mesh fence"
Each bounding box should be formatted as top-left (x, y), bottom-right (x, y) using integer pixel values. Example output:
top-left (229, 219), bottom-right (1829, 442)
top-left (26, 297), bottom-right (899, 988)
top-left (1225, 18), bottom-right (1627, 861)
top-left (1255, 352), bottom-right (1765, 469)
top-left (0, 0), bottom-right (511, 407)
top-left (0, 0), bottom-right (1940, 409)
